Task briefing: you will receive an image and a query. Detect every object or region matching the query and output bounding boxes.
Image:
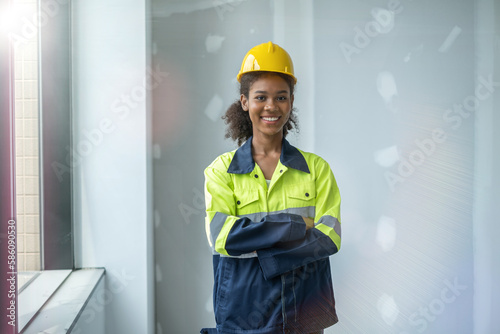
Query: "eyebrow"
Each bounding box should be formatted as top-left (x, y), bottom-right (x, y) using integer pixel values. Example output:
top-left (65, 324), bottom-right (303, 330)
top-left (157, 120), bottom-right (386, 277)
top-left (253, 90), bottom-right (289, 94)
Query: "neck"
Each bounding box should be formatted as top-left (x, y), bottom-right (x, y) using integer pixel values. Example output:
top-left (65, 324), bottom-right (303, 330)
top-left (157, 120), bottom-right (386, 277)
top-left (251, 132), bottom-right (283, 156)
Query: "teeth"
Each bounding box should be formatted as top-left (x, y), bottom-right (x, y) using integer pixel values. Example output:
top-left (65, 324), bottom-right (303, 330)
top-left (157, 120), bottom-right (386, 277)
top-left (262, 117), bottom-right (279, 121)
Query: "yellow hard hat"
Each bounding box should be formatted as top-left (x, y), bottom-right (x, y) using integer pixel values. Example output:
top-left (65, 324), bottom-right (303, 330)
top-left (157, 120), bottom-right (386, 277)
top-left (237, 41), bottom-right (297, 83)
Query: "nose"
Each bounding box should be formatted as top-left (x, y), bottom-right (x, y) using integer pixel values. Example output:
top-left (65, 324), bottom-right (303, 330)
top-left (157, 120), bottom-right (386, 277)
top-left (264, 99), bottom-right (277, 111)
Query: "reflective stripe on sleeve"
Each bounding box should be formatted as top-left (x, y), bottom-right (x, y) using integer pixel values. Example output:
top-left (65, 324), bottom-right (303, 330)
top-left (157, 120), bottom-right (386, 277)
top-left (214, 215), bottom-right (240, 256)
top-left (210, 212), bottom-right (228, 247)
top-left (315, 215), bottom-right (341, 238)
top-left (315, 215), bottom-right (341, 251)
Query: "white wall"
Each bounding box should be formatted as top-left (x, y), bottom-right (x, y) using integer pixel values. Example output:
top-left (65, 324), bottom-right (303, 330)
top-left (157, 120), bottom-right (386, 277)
top-left (473, 0), bottom-right (500, 333)
top-left (72, 1), bottom-right (154, 334)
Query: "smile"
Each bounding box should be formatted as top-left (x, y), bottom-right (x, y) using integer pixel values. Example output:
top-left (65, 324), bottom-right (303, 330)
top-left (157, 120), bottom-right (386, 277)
top-left (261, 116), bottom-right (280, 122)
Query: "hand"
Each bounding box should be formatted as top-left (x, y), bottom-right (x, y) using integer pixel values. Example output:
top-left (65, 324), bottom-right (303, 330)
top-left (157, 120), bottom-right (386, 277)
top-left (302, 217), bottom-right (314, 230)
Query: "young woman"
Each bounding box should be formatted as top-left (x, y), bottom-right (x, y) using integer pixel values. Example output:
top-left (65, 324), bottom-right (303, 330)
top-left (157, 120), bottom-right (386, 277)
top-left (202, 42), bottom-right (342, 334)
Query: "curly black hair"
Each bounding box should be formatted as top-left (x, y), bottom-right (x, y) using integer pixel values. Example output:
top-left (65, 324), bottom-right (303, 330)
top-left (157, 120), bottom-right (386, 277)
top-left (222, 71), bottom-right (299, 146)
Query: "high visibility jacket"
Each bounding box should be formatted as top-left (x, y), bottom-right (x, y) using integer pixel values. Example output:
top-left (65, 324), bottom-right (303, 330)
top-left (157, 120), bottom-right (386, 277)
top-left (203, 137), bottom-right (341, 334)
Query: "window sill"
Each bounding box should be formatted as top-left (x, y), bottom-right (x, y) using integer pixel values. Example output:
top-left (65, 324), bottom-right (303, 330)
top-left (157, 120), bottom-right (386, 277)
top-left (19, 268), bottom-right (105, 334)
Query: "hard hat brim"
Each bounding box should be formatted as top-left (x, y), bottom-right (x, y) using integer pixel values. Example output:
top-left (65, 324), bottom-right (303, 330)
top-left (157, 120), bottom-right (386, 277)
top-left (236, 70), bottom-right (297, 83)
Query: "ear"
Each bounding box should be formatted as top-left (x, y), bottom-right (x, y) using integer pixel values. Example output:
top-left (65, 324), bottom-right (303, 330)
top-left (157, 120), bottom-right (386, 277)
top-left (240, 94), bottom-right (249, 111)
top-left (290, 94), bottom-right (294, 110)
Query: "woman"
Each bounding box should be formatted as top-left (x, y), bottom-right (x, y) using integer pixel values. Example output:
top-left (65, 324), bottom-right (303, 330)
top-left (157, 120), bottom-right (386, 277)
top-left (202, 42), bottom-right (341, 334)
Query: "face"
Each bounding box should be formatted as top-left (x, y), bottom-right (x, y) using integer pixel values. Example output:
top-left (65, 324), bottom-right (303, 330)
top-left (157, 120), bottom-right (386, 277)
top-left (240, 74), bottom-right (294, 140)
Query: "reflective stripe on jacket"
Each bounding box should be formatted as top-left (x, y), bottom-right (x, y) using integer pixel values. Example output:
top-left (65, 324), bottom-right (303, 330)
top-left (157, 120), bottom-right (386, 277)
top-left (204, 137), bottom-right (341, 333)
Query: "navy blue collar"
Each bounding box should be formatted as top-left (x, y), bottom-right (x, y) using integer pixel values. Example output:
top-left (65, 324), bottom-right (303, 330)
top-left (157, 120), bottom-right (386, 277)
top-left (227, 136), bottom-right (310, 174)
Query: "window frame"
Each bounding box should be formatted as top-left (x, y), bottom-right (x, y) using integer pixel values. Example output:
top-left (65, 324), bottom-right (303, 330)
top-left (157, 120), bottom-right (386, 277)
top-left (38, 0), bottom-right (73, 271)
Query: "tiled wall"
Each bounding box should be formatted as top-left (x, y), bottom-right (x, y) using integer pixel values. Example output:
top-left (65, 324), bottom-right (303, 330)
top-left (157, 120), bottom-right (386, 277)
top-left (14, 0), bottom-right (41, 272)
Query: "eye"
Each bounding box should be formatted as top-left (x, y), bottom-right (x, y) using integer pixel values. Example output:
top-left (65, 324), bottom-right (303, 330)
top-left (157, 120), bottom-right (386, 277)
top-left (276, 96), bottom-right (287, 101)
top-left (255, 95), bottom-right (266, 101)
